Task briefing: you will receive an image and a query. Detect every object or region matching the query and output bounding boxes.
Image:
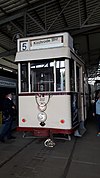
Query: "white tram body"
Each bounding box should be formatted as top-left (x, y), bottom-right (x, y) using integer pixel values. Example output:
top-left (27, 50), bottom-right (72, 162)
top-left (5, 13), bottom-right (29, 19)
top-left (15, 32), bottom-right (88, 137)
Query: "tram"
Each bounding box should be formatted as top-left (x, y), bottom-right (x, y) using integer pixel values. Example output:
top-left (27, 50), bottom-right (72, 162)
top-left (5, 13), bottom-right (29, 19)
top-left (15, 32), bottom-right (88, 139)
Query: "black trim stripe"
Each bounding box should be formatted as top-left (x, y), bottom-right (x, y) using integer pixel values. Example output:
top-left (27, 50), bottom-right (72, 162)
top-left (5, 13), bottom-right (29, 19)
top-left (18, 91), bottom-right (84, 96)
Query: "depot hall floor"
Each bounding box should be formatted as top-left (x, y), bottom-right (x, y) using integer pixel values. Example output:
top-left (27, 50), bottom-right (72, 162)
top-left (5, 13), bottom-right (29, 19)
top-left (0, 117), bottom-right (100, 178)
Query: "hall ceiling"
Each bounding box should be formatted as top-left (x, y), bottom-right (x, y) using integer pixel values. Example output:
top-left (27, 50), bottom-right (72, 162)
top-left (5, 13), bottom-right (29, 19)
top-left (0, 0), bottom-right (100, 78)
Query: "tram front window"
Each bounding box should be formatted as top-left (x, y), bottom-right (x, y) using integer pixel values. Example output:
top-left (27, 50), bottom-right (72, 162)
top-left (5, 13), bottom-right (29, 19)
top-left (30, 61), bottom-right (54, 92)
top-left (20, 63), bottom-right (28, 92)
top-left (20, 60), bottom-right (66, 93)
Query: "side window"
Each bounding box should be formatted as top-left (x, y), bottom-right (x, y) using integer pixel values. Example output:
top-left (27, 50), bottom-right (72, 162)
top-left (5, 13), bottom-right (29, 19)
top-left (70, 59), bottom-right (75, 91)
top-left (20, 63), bottom-right (28, 92)
top-left (76, 65), bottom-right (80, 92)
top-left (56, 60), bottom-right (65, 91)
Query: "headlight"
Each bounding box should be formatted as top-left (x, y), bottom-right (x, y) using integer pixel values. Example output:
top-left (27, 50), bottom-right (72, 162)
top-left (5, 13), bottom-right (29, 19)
top-left (37, 112), bottom-right (47, 122)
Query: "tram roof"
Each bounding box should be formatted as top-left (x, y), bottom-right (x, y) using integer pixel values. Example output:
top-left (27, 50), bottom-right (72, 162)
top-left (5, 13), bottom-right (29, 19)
top-left (0, 0), bottom-right (100, 79)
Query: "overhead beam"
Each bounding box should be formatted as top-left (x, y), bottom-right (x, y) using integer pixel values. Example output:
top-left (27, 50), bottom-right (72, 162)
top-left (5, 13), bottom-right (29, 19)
top-left (0, 63), bottom-right (17, 72)
top-left (28, 0), bottom-right (56, 12)
top-left (0, 6), bottom-right (24, 36)
top-left (2, 57), bottom-right (17, 65)
top-left (81, 1), bottom-right (100, 27)
top-left (56, 0), bottom-right (68, 27)
top-left (0, 58), bottom-right (17, 70)
top-left (27, 13), bottom-right (46, 32)
top-left (71, 25), bottom-right (100, 36)
top-left (47, 0), bottom-right (72, 31)
top-left (82, 0), bottom-right (90, 63)
top-left (0, 49), bottom-right (16, 58)
top-left (25, 0), bottom-right (30, 6)
top-left (34, 10), bottom-right (45, 30)
top-left (10, 21), bottom-right (24, 36)
top-left (0, 12), bottom-right (24, 26)
top-left (0, 0), bottom-right (56, 26)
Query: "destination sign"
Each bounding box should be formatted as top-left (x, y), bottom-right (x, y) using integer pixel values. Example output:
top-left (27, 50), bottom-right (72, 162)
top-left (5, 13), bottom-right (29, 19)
top-left (19, 36), bottom-right (63, 52)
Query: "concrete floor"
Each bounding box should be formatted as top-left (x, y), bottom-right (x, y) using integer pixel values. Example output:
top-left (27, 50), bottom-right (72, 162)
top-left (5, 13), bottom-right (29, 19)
top-left (0, 118), bottom-right (100, 178)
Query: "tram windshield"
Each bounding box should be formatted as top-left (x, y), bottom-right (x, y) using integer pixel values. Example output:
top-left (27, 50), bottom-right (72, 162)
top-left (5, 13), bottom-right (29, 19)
top-left (31, 61), bottom-right (54, 92)
top-left (20, 59), bottom-right (65, 92)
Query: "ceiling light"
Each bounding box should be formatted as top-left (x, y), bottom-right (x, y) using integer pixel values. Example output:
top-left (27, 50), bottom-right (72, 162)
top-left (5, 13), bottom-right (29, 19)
top-left (3, 68), bottom-right (13, 72)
